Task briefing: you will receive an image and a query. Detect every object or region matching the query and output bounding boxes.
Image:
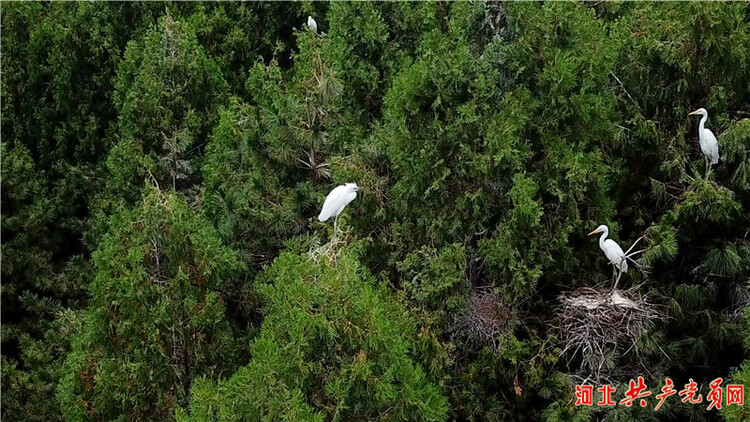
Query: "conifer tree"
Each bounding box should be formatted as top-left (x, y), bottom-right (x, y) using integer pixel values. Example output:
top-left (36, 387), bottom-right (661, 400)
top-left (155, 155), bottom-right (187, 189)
top-left (201, 26), bottom-right (367, 270)
top-left (0, 4), bottom-right (166, 419)
top-left (187, 2), bottom-right (318, 92)
top-left (0, 142), bottom-right (88, 421)
top-left (57, 185), bottom-right (243, 421)
top-left (323, 2), bottom-right (439, 120)
top-left (1, 2), bottom-right (749, 421)
top-left (177, 240), bottom-right (448, 422)
top-left (101, 14), bottom-right (227, 212)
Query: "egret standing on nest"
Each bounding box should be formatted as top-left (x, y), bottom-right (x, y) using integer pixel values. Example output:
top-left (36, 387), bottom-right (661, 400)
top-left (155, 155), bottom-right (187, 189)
top-left (307, 16), bottom-right (317, 34)
top-left (689, 108), bottom-right (719, 177)
top-left (589, 225), bottom-right (646, 293)
top-left (319, 183), bottom-right (360, 235)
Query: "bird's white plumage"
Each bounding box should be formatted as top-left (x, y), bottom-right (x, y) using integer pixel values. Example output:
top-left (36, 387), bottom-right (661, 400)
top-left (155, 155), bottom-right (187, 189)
top-left (691, 108), bottom-right (719, 166)
top-left (602, 238), bottom-right (627, 273)
top-left (307, 16), bottom-right (317, 33)
top-left (700, 128), bottom-right (719, 165)
top-left (591, 225), bottom-right (627, 273)
top-left (319, 183), bottom-right (358, 222)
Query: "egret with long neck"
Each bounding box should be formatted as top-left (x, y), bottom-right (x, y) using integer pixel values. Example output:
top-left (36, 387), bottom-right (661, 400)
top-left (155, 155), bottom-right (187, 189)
top-left (588, 225), bottom-right (628, 292)
top-left (689, 108), bottom-right (719, 177)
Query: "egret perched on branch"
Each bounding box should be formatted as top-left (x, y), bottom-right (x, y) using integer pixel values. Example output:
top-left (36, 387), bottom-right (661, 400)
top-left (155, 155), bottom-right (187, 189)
top-left (307, 16), bottom-right (317, 34)
top-left (319, 183), bottom-right (360, 235)
top-left (689, 108), bottom-right (719, 177)
top-left (588, 225), bottom-right (646, 292)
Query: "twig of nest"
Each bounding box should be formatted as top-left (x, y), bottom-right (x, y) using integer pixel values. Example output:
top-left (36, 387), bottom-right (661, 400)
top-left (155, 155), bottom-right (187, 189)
top-left (556, 288), bottom-right (661, 384)
top-left (308, 230), bottom-right (349, 265)
top-left (455, 288), bottom-right (511, 350)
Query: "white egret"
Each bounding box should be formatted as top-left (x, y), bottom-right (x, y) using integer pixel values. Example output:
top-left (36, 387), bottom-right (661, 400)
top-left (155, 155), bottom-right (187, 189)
top-left (588, 225), bottom-right (645, 292)
top-left (319, 183), bottom-right (360, 234)
top-left (688, 108), bottom-right (719, 177)
top-left (307, 16), bottom-right (317, 34)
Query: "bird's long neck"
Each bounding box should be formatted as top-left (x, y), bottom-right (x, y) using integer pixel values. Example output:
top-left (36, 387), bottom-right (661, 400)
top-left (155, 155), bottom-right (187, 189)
top-left (699, 113), bottom-right (707, 131)
top-left (599, 229), bottom-right (609, 249)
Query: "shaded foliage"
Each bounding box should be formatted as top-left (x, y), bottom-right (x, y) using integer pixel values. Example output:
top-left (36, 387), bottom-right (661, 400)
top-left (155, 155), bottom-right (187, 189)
top-left (177, 240), bottom-right (447, 422)
top-left (2, 2), bottom-right (749, 421)
top-left (57, 185), bottom-right (243, 421)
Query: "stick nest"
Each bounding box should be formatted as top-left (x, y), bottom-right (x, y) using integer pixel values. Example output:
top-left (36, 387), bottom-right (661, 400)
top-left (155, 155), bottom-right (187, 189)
top-left (308, 230), bottom-right (350, 265)
top-left (557, 288), bottom-right (661, 383)
top-left (455, 288), bottom-right (511, 350)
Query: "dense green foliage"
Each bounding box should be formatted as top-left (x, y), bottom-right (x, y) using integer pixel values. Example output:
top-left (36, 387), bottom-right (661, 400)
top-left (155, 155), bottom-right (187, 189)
top-left (178, 240), bottom-right (447, 421)
top-left (2, 2), bottom-right (749, 421)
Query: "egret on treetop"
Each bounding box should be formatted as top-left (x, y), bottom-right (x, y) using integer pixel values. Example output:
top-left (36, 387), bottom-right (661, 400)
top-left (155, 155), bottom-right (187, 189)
top-left (689, 108), bottom-right (719, 177)
top-left (307, 16), bottom-right (317, 34)
top-left (319, 183), bottom-right (360, 235)
top-left (588, 225), bottom-right (646, 292)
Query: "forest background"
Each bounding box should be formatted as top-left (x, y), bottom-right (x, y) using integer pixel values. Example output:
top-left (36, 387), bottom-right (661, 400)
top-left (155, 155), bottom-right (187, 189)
top-left (2, 1), bottom-right (750, 421)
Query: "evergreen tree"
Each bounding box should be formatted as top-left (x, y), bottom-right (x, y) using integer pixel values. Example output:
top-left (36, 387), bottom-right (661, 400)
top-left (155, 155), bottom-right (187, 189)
top-left (1, 4), bottom-right (161, 419)
top-left (57, 185), bottom-right (243, 421)
top-left (323, 1), bottom-right (439, 120)
top-left (201, 25), bottom-right (368, 270)
top-left (177, 239), bottom-right (448, 422)
top-left (1, 142), bottom-right (87, 421)
top-left (1, 2), bottom-right (749, 421)
top-left (187, 2), bottom-right (320, 93)
top-left (100, 13), bottom-right (227, 213)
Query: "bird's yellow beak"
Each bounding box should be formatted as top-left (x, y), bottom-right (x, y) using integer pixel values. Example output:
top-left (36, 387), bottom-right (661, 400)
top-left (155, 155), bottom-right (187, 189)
top-left (688, 110), bottom-right (700, 116)
top-left (588, 229), bottom-right (599, 236)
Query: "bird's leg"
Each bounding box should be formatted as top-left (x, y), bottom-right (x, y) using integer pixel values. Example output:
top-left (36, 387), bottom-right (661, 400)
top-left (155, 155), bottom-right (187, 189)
top-left (611, 269), bottom-right (622, 294)
top-left (705, 156), bottom-right (710, 179)
top-left (333, 214), bottom-right (339, 237)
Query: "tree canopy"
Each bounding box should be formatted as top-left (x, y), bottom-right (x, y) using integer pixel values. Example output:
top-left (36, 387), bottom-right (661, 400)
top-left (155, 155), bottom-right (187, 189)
top-left (2, 2), bottom-right (749, 421)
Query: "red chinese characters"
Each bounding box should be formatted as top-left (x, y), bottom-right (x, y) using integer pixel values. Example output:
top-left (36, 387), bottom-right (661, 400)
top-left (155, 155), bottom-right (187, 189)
top-left (597, 384), bottom-right (616, 406)
top-left (575, 384), bottom-right (593, 406)
top-left (574, 379), bottom-right (745, 409)
top-left (654, 378), bottom-right (676, 411)
top-left (706, 378), bottom-right (723, 411)
top-left (620, 376), bottom-right (652, 407)
top-left (726, 384), bottom-right (744, 406)
top-left (679, 378), bottom-right (703, 404)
